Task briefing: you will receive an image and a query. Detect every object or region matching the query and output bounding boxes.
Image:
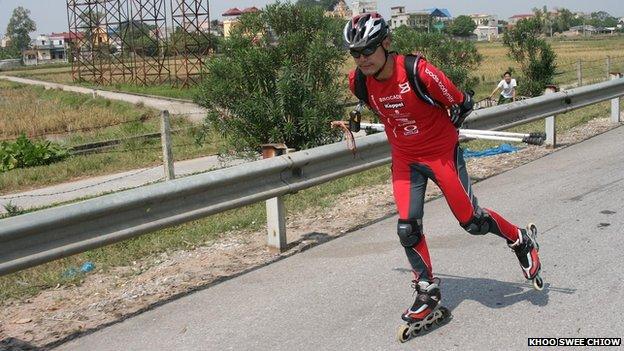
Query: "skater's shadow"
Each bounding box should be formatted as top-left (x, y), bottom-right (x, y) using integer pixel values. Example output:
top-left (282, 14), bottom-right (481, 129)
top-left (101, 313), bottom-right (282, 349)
top-left (0, 337), bottom-right (41, 351)
top-left (393, 268), bottom-right (575, 311)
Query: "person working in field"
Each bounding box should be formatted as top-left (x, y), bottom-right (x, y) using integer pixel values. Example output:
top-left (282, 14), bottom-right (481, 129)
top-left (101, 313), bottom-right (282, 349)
top-left (489, 71), bottom-right (517, 104)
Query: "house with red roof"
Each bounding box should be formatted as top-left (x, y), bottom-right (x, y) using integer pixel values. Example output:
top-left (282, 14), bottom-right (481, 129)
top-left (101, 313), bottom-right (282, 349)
top-left (508, 13), bottom-right (535, 27)
top-left (222, 6), bottom-right (260, 37)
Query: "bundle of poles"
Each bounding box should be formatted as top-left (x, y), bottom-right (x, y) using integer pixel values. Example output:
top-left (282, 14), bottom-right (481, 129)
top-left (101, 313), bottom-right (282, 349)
top-left (359, 123), bottom-right (546, 146)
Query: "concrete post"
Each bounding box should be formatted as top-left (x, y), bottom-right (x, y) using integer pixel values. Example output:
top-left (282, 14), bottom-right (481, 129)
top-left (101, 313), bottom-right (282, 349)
top-left (611, 73), bottom-right (622, 123)
top-left (160, 110), bottom-right (175, 180)
top-left (577, 59), bottom-right (583, 87)
top-left (262, 143), bottom-right (289, 253)
top-left (544, 85), bottom-right (559, 148)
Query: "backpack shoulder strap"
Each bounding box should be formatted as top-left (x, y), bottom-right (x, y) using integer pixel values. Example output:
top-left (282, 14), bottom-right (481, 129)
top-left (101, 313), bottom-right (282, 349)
top-left (404, 54), bottom-right (440, 107)
top-left (354, 68), bottom-right (369, 105)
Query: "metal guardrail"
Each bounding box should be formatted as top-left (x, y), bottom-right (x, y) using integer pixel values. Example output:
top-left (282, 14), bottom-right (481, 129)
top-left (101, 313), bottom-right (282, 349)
top-left (464, 77), bottom-right (624, 130)
top-left (1, 77), bottom-right (623, 276)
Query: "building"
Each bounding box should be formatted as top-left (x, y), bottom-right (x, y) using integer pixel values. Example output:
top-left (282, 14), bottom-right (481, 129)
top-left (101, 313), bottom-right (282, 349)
top-left (508, 14), bottom-right (535, 27)
top-left (389, 7), bottom-right (428, 30)
top-left (389, 7), bottom-right (451, 32)
top-left (470, 14), bottom-right (498, 27)
top-left (351, 0), bottom-right (377, 15)
top-left (559, 25), bottom-right (599, 37)
top-left (474, 26), bottom-right (499, 41)
top-left (22, 34), bottom-right (68, 66)
top-left (222, 7), bottom-right (260, 38)
top-left (199, 21), bottom-right (224, 37)
top-left (469, 14), bottom-right (499, 41)
top-left (325, 0), bottom-right (352, 20)
top-left (1, 35), bottom-right (10, 48)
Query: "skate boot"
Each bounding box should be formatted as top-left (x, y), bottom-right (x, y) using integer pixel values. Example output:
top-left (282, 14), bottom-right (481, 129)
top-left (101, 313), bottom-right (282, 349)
top-left (508, 223), bottom-right (544, 290)
top-left (396, 278), bottom-right (451, 343)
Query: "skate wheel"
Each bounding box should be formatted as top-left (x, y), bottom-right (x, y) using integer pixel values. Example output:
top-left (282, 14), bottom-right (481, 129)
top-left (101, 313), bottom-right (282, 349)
top-left (396, 324), bottom-right (411, 343)
top-left (533, 275), bottom-right (544, 291)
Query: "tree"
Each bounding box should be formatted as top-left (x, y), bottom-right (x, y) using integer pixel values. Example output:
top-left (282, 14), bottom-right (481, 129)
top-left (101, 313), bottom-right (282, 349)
top-left (296, 0), bottom-right (339, 10)
top-left (195, 3), bottom-right (346, 153)
top-left (448, 15), bottom-right (476, 37)
top-left (552, 8), bottom-right (576, 33)
top-left (392, 26), bottom-right (482, 90)
top-left (119, 20), bottom-right (160, 56)
top-left (503, 18), bottom-right (557, 96)
top-left (5, 7), bottom-right (36, 52)
top-left (589, 11), bottom-right (618, 28)
top-left (0, 47), bottom-right (20, 60)
top-left (532, 6), bottom-right (556, 36)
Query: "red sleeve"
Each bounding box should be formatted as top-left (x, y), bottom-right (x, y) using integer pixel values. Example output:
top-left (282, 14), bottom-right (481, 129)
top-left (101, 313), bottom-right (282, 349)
top-left (417, 59), bottom-right (463, 108)
top-left (348, 70), bottom-right (356, 96)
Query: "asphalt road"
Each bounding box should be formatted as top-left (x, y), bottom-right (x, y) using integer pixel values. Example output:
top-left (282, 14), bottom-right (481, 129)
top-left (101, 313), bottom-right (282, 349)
top-left (56, 126), bottom-right (624, 351)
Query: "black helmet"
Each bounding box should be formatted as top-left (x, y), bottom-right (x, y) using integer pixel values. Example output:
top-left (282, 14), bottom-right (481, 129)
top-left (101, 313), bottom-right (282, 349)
top-left (343, 13), bottom-right (389, 50)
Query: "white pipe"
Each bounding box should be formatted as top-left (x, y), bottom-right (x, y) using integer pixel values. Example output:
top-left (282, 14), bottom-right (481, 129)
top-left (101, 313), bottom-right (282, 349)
top-left (361, 123), bottom-right (536, 143)
top-left (460, 129), bottom-right (530, 138)
top-left (361, 122), bottom-right (384, 131)
top-left (460, 134), bottom-right (524, 142)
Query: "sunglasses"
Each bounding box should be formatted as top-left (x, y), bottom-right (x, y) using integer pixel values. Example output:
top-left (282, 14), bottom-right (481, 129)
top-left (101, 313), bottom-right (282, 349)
top-left (349, 44), bottom-right (380, 58)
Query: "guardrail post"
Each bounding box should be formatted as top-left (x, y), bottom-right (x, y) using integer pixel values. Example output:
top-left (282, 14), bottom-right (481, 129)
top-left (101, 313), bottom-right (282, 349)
top-left (544, 85), bottom-right (559, 148)
top-left (262, 143), bottom-right (289, 252)
top-left (606, 56), bottom-right (611, 81)
top-left (577, 59), bottom-right (583, 87)
top-left (160, 110), bottom-right (175, 180)
top-left (611, 73), bottom-right (622, 123)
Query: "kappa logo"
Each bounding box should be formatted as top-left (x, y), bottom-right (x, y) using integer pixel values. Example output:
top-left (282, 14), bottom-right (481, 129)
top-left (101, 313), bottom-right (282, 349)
top-left (384, 101), bottom-right (405, 109)
top-left (403, 124), bottom-right (419, 136)
top-left (399, 82), bottom-right (411, 94)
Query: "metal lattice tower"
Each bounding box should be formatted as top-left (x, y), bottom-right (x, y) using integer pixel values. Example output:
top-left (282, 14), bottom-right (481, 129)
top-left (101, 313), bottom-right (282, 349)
top-left (169, 0), bottom-right (210, 87)
top-left (129, 0), bottom-right (170, 85)
top-left (66, 0), bottom-right (209, 87)
top-left (102, 0), bottom-right (133, 84)
top-left (67, 0), bottom-right (111, 84)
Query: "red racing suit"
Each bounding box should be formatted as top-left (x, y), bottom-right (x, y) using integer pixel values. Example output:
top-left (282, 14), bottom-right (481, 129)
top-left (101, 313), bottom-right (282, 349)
top-left (349, 54), bottom-right (523, 282)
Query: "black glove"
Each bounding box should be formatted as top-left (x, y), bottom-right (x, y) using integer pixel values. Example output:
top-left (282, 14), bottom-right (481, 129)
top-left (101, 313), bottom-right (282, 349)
top-left (449, 90), bottom-right (474, 128)
top-left (349, 103), bottom-right (364, 133)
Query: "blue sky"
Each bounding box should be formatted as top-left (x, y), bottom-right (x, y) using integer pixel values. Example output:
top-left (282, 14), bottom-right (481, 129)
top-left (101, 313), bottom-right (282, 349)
top-left (0, 0), bottom-right (622, 36)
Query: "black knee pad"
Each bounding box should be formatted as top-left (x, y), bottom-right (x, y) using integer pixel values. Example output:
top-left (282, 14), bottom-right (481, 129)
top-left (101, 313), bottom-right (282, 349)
top-left (397, 219), bottom-right (423, 247)
top-left (462, 209), bottom-right (491, 235)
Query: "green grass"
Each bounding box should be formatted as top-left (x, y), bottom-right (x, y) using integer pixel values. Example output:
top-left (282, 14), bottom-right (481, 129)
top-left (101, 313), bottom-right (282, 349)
top-left (0, 81), bottom-right (219, 194)
top-left (89, 82), bottom-right (198, 100)
top-left (0, 126), bottom-right (222, 194)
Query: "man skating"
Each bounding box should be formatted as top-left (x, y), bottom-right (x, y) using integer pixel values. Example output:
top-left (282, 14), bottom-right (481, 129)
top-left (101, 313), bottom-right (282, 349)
top-left (342, 13), bottom-right (543, 341)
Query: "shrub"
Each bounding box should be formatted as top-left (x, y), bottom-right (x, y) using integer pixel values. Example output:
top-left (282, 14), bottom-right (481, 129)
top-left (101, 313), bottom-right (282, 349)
top-left (503, 18), bottom-right (557, 96)
top-left (194, 2), bottom-right (346, 153)
top-left (391, 26), bottom-right (482, 91)
top-left (0, 134), bottom-right (69, 172)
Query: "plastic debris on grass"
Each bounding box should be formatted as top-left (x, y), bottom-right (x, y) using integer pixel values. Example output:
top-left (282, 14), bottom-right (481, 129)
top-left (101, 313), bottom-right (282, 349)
top-left (463, 144), bottom-right (519, 159)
